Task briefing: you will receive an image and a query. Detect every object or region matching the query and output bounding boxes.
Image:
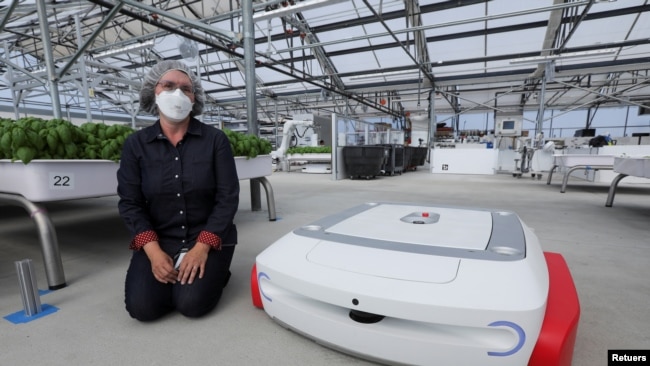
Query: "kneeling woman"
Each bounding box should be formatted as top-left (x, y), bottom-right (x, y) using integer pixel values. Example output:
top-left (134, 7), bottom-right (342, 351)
top-left (117, 60), bottom-right (240, 321)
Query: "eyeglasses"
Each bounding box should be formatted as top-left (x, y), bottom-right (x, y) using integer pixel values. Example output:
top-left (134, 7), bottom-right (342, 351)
top-left (157, 80), bottom-right (194, 95)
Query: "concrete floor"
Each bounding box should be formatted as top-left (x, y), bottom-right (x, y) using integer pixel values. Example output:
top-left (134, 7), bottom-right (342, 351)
top-left (1, 165), bottom-right (649, 365)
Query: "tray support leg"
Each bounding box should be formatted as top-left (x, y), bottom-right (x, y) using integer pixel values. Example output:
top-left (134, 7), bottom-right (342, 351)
top-left (0, 193), bottom-right (67, 290)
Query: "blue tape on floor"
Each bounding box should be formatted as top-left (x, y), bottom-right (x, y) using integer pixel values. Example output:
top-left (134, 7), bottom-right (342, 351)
top-left (4, 304), bottom-right (59, 324)
top-left (39, 289), bottom-right (52, 296)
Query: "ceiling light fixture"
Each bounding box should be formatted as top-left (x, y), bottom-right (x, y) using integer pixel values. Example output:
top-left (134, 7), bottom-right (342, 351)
top-left (257, 85), bottom-right (287, 91)
top-left (349, 70), bottom-right (420, 80)
top-left (509, 48), bottom-right (617, 65)
top-left (94, 40), bottom-right (155, 59)
top-left (249, 0), bottom-right (348, 22)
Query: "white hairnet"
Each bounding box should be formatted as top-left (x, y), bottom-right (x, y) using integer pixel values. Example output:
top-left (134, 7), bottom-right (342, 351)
top-left (139, 60), bottom-right (205, 116)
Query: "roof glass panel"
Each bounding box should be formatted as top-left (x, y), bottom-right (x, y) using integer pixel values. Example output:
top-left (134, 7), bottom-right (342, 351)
top-left (428, 36), bottom-right (489, 63)
top-left (421, 4), bottom-right (487, 36)
top-left (316, 26), bottom-right (396, 53)
top-left (485, 1), bottom-right (555, 25)
top-left (486, 29), bottom-right (547, 56)
top-left (566, 15), bottom-right (642, 49)
top-left (630, 11), bottom-right (650, 40)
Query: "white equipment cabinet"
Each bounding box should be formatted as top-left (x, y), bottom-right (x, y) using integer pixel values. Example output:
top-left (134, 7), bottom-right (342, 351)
top-left (431, 146), bottom-right (498, 175)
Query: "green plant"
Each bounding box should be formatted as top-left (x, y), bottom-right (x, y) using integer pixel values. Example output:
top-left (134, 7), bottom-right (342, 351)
top-left (222, 128), bottom-right (273, 159)
top-left (286, 146), bottom-right (332, 155)
top-left (0, 117), bottom-right (134, 164)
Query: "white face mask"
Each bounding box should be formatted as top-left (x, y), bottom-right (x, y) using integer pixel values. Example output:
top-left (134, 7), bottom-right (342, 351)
top-left (155, 89), bottom-right (194, 123)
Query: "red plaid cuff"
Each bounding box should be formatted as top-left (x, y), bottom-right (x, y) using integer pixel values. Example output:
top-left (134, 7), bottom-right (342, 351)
top-left (130, 230), bottom-right (159, 250)
top-left (197, 231), bottom-right (222, 250)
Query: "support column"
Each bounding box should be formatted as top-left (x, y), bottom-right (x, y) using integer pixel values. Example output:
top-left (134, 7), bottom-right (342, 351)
top-left (428, 90), bottom-right (436, 164)
top-left (74, 15), bottom-right (93, 122)
top-left (36, 0), bottom-right (62, 119)
top-left (536, 61), bottom-right (554, 140)
top-left (243, 0), bottom-right (261, 207)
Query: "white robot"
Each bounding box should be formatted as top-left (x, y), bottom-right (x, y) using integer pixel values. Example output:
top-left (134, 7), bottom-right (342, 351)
top-left (270, 117), bottom-right (315, 162)
top-left (271, 115), bottom-right (330, 173)
top-left (251, 202), bottom-right (580, 366)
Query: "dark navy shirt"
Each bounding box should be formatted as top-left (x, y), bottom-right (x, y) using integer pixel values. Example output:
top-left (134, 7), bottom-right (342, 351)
top-left (117, 118), bottom-right (239, 253)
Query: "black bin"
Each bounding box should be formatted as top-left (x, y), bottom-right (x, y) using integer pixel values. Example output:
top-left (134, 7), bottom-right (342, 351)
top-left (393, 145), bottom-right (405, 175)
top-left (377, 144), bottom-right (405, 176)
top-left (403, 146), bottom-right (414, 171)
top-left (405, 146), bottom-right (427, 171)
top-left (343, 146), bottom-right (387, 179)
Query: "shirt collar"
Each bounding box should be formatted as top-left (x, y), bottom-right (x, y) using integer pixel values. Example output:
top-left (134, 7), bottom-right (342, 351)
top-left (144, 117), bottom-right (203, 143)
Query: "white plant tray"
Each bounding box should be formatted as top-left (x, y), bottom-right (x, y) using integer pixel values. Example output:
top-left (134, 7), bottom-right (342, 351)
top-left (614, 156), bottom-right (650, 178)
top-left (0, 159), bottom-right (119, 202)
top-left (286, 153), bottom-right (332, 162)
top-left (553, 154), bottom-right (615, 167)
top-left (0, 155), bottom-right (272, 202)
top-left (235, 155), bottom-right (272, 180)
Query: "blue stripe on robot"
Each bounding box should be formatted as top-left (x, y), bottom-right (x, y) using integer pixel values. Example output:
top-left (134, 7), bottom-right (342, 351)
top-left (258, 272), bottom-right (272, 302)
top-left (487, 321), bottom-right (526, 357)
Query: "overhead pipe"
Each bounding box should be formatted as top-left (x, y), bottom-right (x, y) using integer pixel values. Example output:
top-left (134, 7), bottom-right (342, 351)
top-left (247, 0), bottom-right (348, 22)
top-left (361, 0), bottom-right (433, 84)
top-left (119, 0), bottom-right (240, 43)
top-left (0, 0), bottom-right (19, 31)
top-left (86, 0), bottom-right (400, 118)
top-left (0, 58), bottom-right (47, 85)
top-left (57, 3), bottom-right (125, 80)
top-left (266, 1), bottom-right (595, 55)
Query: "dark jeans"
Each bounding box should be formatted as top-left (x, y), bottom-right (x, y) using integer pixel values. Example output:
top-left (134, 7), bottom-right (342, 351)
top-left (124, 245), bottom-right (235, 321)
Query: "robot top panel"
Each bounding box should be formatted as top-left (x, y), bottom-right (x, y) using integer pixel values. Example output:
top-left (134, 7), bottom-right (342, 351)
top-left (294, 202), bottom-right (526, 261)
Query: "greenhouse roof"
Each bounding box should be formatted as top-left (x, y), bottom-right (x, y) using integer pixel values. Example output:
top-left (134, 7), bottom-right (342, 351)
top-left (0, 0), bottom-right (649, 126)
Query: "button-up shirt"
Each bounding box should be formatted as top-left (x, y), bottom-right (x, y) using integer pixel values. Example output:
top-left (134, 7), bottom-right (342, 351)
top-left (117, 118), bottom-right (239, 253)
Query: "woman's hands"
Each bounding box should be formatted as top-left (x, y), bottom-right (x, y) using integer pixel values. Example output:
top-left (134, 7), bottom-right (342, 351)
top-left (143, 241), bottom-right (211, 285)
top-left (143, 241), bottom-right (178, 284)
top-left (176, 242), bottom-right (210, 285)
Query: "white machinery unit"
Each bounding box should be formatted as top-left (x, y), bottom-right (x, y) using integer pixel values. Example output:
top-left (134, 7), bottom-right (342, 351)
top-left (252, 202), bottom-right (551, 366)
top-left (495, 117), bottom-right (523, 137)
top-left (511, 133), bottom-right (555, 179)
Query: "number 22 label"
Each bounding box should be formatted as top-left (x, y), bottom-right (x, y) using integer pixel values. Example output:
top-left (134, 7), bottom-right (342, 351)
top-left (49, 172), bottom-right (75, 190)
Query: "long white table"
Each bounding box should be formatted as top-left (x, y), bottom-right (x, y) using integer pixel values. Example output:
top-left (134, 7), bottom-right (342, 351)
top-left (546, 154), bottom-right (615, 193)
top-left (605, 156), bottom-right (650, 207)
